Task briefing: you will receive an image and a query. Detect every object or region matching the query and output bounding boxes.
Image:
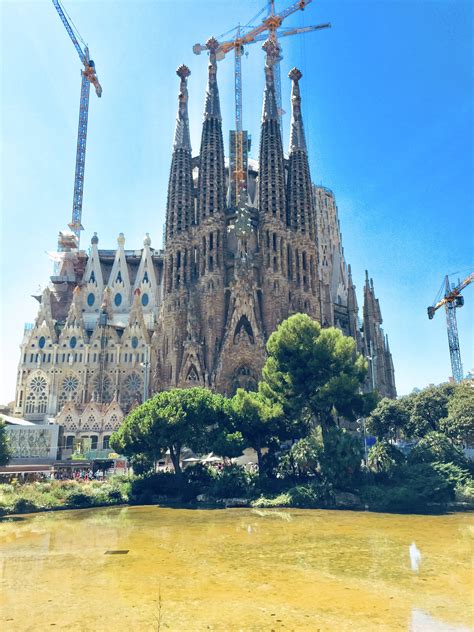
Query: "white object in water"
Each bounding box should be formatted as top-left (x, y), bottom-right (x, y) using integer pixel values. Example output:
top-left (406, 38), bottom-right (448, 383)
top-left (409, 542), bottom-right (422, 572)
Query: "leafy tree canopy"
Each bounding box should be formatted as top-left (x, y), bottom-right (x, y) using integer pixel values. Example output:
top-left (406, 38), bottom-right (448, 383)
top-left (228, 389), bottom-right (284, 475)
top-left (261, 314), bottom-right (368, 432)
top-left (439, 384), bottom-right (474, 446)
top-left (111, 387), bottom-right (228, 476)
top-left (366, 397), bottom-right (411, 441)
top-left (408, 431), bottom-right (467, 467)
top-left (409, 383), bottom-right (456, 437)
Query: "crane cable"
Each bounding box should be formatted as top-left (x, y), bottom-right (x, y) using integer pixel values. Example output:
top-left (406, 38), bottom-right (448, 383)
top-left (57, 0), bottom-right (88, 48)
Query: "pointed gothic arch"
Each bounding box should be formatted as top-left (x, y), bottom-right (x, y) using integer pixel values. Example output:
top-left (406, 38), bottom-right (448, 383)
top-left (233, 315), bottom-right (254, 345)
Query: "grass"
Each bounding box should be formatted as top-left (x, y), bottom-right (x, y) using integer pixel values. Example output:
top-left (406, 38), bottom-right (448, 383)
top-left (0, 476), bottom-right (132, 516)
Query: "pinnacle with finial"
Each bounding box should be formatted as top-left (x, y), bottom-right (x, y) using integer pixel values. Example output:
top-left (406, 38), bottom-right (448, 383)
top-left (289, 67), bottom-right (302, 82)
top-left (206, 37), bottom-right (219, 53)
top-left (176, 64), bottom-right (191, 80)
top-left (262, 37), bottom-right (280, 63)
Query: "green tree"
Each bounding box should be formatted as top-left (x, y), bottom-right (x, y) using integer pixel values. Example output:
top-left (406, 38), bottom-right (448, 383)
top-left (0, 419), bottom-right (11, 466)
top-left (290, 425), bottom-right (363, 488)
top-left (408, 383), bottom-right (456, 437)
top-left (229, 389), bottom-right (284, 476)
top-left (367, 440), bottom-right (404, 475)
top-left (366, 397), bottom-right (411, 441)
top-left (439, 384), bottom-right (474, 446)
top-left (261, 314), bottom-right (368, 438)
top-left (408, 431), bottom-right (467, 467)
top-left (111, 388), bottom-right (227, 477)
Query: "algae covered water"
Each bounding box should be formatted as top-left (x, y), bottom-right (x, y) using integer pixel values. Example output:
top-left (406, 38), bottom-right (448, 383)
top-left (0, 506), bottom-right (472, 631)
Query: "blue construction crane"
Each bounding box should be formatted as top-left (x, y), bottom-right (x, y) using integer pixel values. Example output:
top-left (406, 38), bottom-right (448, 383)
top-left (428, 272), bottom-right (474, 383)
top-left (52, 0), bottom-right (102, 248)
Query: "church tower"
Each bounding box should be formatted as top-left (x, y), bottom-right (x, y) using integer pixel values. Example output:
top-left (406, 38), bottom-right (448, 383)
top-left (160, 64), bottom-right (196, 387)
top-left (258, 39), bottom-right (289, 336)
top-left (285, 67), bottom-right (320, 322)
top-left (362, 271), bottom-right (397, 398)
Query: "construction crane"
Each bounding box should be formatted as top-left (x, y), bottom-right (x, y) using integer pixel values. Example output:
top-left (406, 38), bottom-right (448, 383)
top-left (427, 272), bottom-right (474, 383)
top-left (193, 0), bottom-right (330, 207)
top-left (52, 0), bottom-right (102, 248)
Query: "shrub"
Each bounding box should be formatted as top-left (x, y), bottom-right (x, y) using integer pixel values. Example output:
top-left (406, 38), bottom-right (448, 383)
top-left (210, 464), bottom-right (252, 499)
top-left (13, 498), bottom-right (38, 514)
top-left (431, 462), bottom-right (472, 490)
top-left (455, 481), bottom-right (474, 503)
top-left (288, 426), bottom-right (362, 489)
top-left (66, 491), bottom-right (93, 508)
top-left (251, 492), bottom-right (292, 508)
top-left (185, 463), bottom-right (215, 488)
top-left (251, 480), bottom-right (333, 509)
top-left (367, 441), bottom-right (405, 476)
top-left (288, 481), bottom-right (333, 508)
top-left (130, 472), bottom-right (184, 500)
top-left (361, 463), bottom-right (453, 513)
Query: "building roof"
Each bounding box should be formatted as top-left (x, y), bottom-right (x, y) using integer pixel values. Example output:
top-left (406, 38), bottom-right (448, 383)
top-left (1, 414), bottom-right (35, 426)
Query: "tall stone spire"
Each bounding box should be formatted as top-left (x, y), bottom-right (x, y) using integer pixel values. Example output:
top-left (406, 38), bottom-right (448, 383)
top-left (197, 37), bottom-right (226, 220)
top-left (363, 271), bottom-right (396, 398)
top-left (286, 67), bottom-right (314, 236)
top-left (259, 38), bottom-right (286, 224)
top-left (346, 264), bottom-right (360, 343)
top-left (165, 65), bottom-right (194, 241)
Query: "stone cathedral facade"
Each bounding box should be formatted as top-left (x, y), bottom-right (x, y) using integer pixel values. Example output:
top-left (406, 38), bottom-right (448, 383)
top-left (14, 38), bottom-right (396, 448)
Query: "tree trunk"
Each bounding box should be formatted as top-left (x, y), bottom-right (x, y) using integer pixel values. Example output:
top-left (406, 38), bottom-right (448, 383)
top-left (256, 447), bottom-right (264, 477)
top-left (169, 445), bottom-right (182, 477)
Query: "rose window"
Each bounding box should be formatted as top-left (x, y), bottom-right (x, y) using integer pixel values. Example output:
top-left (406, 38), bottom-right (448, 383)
top-left (124, 373), bottom-right (142, 394)
top-left (92, 374), bottom-right (112, 402)
top-left (29, 376), bottom-right (47, 393)
top-left (62, 375), bottom-right (79, 393)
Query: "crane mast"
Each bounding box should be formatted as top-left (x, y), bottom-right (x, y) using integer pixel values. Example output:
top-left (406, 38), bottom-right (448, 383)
top-left (427, 272), bottom-right (474, 383)
top-left (52, 0), bottom-right (102, 248)
top-left (193, 0), bottom-right (330, 209)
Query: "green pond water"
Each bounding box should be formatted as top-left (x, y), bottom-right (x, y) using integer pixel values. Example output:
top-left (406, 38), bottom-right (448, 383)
top-left (0, 506), bottom-right (472, 631)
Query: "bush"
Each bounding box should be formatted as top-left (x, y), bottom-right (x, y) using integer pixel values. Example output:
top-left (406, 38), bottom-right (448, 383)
top-left (252, 480), bottom-right (333, 509)
top-left (66, 491), bottom-right (94, 508)
top-left (431, 462), bottom-right (472, 490)
top-left (367, 441), bottom-right (405, 476)
top-left (185, 463), bottom-right (215, 488)
top-left (210, 464), bottom-right (252, 499)
top-left (288, 481), bottom-right (333, 508)
top-left (13, 498), bottom-right (38, 514)
top-left (288, 426), bottom-right (363, 489)
top-left (130, 472), bottom-right (184, 500)
top-left (360, 463), bottom-right (453, 513)
top-left (455, 481), bottom-right (474, 503)
top-left (251, 492), bottom-right (292, 508)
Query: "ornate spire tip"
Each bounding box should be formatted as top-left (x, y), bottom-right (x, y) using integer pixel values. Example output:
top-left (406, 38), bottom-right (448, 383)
top-left (176, 64), bottom-right (191, 80)
top-left (206, 37), bottom-right (219, 53)
top-left (289, 67), bottom-right (302, 82)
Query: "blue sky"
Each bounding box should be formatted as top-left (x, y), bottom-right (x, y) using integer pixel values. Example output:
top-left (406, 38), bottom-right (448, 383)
top-left (1, 0), bottom-right (472, 404)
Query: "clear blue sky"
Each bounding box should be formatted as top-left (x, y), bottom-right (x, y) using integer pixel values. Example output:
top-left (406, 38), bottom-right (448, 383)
top-left (1, 0), bottom-right (473, 405)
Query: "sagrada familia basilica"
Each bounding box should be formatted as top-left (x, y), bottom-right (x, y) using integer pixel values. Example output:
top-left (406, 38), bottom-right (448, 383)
top-left (13, 37), bottom-right (396, 451)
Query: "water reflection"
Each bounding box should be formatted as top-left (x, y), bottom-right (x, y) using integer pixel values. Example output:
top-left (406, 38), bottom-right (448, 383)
top-left (0, 507), bottom-right (472, 631)
top-left (411, 609), bottom-right (473, 631)
top-left (409, 541), bottom-right (422, 572)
